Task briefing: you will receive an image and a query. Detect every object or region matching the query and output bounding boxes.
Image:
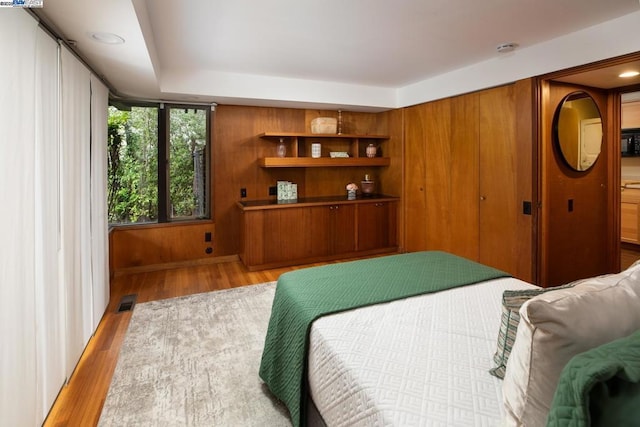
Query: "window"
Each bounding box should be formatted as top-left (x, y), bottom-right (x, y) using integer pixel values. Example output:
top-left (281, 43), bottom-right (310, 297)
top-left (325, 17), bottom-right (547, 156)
top-left (107, 103), bottom-right (211, 225)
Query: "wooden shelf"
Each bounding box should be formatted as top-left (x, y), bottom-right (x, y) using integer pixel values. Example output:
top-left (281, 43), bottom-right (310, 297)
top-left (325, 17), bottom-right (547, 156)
top-left (259, 157), bottom-right (390, 168)
top-left (259, 131), bottom-right (390, 168)
top-left (259, 132), bottom-right (389, 139)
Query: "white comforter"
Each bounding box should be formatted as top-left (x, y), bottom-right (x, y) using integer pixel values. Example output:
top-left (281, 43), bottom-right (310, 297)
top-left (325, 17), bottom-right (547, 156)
top-left (308, 277), bottom-right (536, 426)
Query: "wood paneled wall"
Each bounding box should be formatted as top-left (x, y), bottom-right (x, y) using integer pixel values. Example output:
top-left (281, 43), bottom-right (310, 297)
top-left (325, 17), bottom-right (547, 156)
top-left (538, 81), bottom-right (616, 286)
top-left (109, 222), bottom-right (215, 272)
top-left (213, 106), bottom-right (403, 256)
top-left (403, 80), bottom-right (535, 283)
top-left (109, 105), bottom-right (402, 272)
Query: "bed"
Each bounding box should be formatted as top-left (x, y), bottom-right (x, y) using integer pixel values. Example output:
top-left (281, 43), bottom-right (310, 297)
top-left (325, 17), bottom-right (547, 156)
top-left (259, 251), bottom-right (640, 427)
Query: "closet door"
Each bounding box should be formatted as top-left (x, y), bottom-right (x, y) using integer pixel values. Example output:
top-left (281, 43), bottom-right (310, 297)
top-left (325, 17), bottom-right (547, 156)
top-left (449, 94), bottom-right (480, 261)
top-left (424, 98), bottom-right (453, 252)
top-left (404, 104), bottom-right (428, 252)
top-left (478, 85), bottom-right (519, 273)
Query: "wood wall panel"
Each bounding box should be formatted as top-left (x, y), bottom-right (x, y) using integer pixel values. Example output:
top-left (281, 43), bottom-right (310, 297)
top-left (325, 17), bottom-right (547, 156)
top-left (478, 85), bottom-right (519, 272)
top-left (539, 82), bottom-right (612, 286)
top-left (425, 98), bottom-right (453, 252)
top-left (514, 79), bottom-right (536, 283)
top-left (450, 94), bottom-right (480, 260)
top-left (403, 104), bottom-right (428, 252)
top-left (214, 106), bottom-right (306, 257)
top-left (111, 105), bottom-right (401, 271)
top-left (401, 80), bottom-right (535, 282)
top-left (109, 222), bottom-right (215, 271)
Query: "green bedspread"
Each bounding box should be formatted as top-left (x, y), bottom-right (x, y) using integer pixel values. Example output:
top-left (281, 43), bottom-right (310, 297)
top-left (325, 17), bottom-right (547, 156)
top-left (546, 329), bottom-right (640, 427)
top-left (258, 251), bottom-right (510, 427)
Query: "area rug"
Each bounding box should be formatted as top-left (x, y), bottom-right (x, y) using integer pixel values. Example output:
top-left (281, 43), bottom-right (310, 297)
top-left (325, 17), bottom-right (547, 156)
top-left (98, 282), bottom-right (292, 426)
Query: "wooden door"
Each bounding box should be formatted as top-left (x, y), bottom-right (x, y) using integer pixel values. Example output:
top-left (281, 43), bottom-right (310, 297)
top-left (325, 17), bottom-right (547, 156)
top-left (424, 98), bottom-right (453, 252)
top-left (404, 105), bottom-right (428, 251)
top-left (478, 85), bottom-right (519, 273)
top-left (449, 94), bottom-right (480, 261)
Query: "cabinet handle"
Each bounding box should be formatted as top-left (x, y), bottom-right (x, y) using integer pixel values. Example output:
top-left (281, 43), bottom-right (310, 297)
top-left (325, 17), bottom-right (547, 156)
top-left (329, 206), bottom-right (334, 210)
top-left (480, 196), bottom-right (487, 201)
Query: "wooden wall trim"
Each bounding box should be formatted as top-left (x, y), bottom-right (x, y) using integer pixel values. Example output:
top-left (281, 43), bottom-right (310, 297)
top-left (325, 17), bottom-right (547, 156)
top-left (111, 255), bottom-right (239, 278)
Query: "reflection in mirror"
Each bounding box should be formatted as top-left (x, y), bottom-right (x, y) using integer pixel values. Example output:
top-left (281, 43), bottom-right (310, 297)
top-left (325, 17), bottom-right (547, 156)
top-left (554, 91), bottom-right (603, 171)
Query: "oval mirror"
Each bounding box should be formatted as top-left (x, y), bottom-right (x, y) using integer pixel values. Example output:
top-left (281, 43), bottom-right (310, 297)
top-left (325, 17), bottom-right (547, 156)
top-left (554, 91), bottom-right (603, 171)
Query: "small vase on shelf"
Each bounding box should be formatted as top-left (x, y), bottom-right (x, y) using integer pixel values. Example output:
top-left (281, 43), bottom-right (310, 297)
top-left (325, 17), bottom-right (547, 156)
top-left (346, 182), bottom-right (358, 200)
top-left (366, 143), bottom-right (377, 158)
top-left (276, 138), bottom-right (286, 158)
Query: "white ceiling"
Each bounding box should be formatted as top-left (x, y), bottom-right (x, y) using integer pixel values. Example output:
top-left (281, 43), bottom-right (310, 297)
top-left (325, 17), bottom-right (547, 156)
top-left (34, 0), bottom-right (640, 111)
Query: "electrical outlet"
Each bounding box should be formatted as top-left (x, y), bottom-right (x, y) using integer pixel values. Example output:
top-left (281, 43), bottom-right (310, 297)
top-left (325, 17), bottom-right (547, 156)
top-left (269, 186), bottom-right (277, 196)
top-left (240, 188), bottom-right (247, 198)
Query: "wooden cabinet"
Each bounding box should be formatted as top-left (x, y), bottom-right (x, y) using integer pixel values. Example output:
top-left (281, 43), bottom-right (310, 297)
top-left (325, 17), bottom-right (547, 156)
top-left (258, 132), bottom-right (390, 167)
top-left (621, 187), bottom-right (640, 244)
top-left (622, 101), bottom-right (640, 130)
top-left (238, 196), bottom-right (398, 270)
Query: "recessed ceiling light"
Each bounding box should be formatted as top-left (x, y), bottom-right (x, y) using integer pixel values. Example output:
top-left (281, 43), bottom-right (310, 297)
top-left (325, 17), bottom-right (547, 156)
top-left (496, 42), bottom-right (518, 53)
top-left (619, 71), bottom-right (640, 78)
top-left (88, 32), bottom-right (125, 45)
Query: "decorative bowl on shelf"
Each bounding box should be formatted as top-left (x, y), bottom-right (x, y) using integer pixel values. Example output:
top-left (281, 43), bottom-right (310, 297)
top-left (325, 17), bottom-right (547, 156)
top-left (329, 151), bottom-right (349, 158)
top-left (310, 117), bottom-right (337, 134)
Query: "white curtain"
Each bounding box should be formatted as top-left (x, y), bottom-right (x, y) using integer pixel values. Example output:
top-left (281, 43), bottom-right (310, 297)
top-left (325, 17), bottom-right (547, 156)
top-left (90, 75), bottom-right (109, 330)
top-left (34, 30), bottom-right (65, 421)
top-left (0, 10), bottom-right (39, 427)
top-left (60, 46), bottom-right (94, 377)
top-left (0, 12), bottom-right (111, 425)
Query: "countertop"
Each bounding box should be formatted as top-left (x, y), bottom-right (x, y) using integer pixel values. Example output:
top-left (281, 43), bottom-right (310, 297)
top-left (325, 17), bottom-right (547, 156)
top-left (237, 194), bottom-right (399, 210)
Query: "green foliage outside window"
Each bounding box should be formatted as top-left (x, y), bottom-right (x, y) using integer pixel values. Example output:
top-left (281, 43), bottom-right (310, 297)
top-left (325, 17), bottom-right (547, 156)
top-left (108, 106), bottom-right (158, 223)
top-left (170, 109), bottom-right (207, 219)
top-left (107, 105), bottom-right (209, 225)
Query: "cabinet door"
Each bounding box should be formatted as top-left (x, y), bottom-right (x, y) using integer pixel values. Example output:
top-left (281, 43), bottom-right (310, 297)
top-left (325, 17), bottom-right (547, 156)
top-left (306, 206), bottom-right (331, 257)
top-left (330, 204), bottom-right (356, 255)
top-left (621, 201), bottom-right (639, 243)
top-left (263, 207), bottom-right (308, 264)
top-left (358, 202), bottom-right (390, 251)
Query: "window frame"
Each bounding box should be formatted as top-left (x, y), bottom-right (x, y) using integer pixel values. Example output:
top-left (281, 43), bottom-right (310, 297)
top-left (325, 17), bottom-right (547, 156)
top-left (107, 100), bottom-right (213, 226)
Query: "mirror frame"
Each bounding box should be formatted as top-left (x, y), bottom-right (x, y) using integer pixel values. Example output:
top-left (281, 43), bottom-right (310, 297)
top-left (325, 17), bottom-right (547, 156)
top-left (553, 91), bottom-right (603, 172)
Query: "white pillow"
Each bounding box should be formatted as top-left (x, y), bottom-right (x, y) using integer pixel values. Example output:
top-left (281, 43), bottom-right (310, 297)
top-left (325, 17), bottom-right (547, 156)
top-left (502, 265), bottom-right (640, 426)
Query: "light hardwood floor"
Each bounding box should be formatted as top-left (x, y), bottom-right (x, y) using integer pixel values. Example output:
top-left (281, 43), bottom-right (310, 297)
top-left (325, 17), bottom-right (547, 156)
top-left (44, 248), bottom-right (640, 426)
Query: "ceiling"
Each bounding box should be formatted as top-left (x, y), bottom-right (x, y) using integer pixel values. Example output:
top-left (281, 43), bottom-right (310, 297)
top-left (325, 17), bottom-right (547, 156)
top-left (34, 0), bottom-right (640, 110)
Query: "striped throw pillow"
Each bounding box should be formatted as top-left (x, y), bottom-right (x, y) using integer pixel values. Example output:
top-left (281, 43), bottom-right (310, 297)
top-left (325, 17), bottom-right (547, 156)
top-left (489, 283), bottom-right (579, 379)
